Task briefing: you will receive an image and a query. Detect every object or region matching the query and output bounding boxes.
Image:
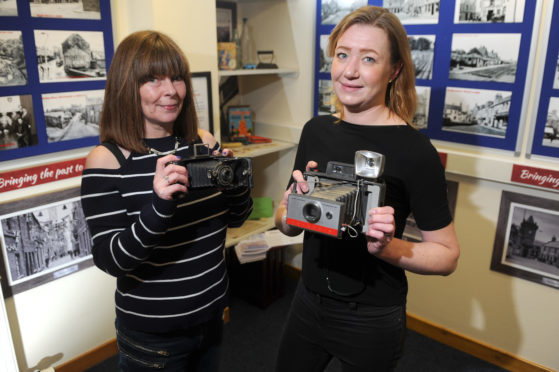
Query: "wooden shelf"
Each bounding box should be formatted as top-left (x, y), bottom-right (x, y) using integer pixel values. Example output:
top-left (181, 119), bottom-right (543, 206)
top-left (218, 68), bottom-right (297, 77)
top-left (225, 217), bottom-right (275, 248)
top-left (230, 140), bottom-right (295, 158)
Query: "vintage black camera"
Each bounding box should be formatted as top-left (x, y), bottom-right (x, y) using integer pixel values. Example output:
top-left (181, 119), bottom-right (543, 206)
top-left (171, 144), bottom-right (253, 190)
top-left (286, 150), bottom-right (386, 239)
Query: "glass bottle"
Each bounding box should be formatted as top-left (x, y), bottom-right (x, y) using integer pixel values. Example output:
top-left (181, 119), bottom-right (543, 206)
top-left (240, 18), bottom-right (255, 68)
top-left (233, 28), bottom-right (242, 70)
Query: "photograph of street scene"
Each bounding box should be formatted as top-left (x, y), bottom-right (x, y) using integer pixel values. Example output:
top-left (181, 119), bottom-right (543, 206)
top-left (449, 33), bottom-right (521, 83)
top-left (321, 0), bottom-right (367, 25)
top-left (414, 86), bottom-right (430, 129)
top-left (500, 201), bottom-right (559, 285)
top-left (443, 87), bottom-right (511, 138)
top-left (408, 34), bottom-right (435, 80)
top-left (542, 97), bottom-right (559, 148)
top-left (0, 195), bottom-right (92, 288)
top-left (0, 0), bottom-right (17, 16)
top-left (42, 89), bottom-right (103, 143)
top-left (29, 0), bottom-right (100, 20)
top-left (0, 30), bottom-right (27, 87)
top-left (454, 0), bottom-right (525, 23)
top-left (383, 0), bottom-right (440, 24)
top-left (34, 30), bottom-right (106, 83)
top-left (0, 94), bottom-right (37, 151)
top-left (319, 34), bottom-right (333, 74)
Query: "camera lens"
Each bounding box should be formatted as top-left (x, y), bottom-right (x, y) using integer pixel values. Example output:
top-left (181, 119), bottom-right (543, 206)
top-left (214, 164), bottom-right (234, 186)
top-left (303, 202), bottom-right (321, 223)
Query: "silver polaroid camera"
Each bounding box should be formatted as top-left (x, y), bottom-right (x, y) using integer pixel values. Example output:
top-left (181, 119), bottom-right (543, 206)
top-left (286, 150), bottom-right (385, 239)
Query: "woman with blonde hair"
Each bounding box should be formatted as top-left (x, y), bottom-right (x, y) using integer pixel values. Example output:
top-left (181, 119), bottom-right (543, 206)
top-left (274, 6), bottom-right (459, 371)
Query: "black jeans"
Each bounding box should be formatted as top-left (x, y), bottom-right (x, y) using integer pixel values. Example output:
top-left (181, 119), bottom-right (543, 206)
top-left (275, 281), bottom-right (406, 372)
top-left (115, 316), bottom-right (223, 371)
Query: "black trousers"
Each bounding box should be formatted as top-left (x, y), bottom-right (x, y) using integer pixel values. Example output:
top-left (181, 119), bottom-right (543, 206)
top-left (275, 281), bottom-right (406, 372)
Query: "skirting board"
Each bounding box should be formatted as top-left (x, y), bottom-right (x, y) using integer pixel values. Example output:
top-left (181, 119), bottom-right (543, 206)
top-left (55, 266), bottom-right (551, 372)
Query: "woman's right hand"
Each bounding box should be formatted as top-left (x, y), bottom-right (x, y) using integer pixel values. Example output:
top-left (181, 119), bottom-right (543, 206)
top-left (279, 161), bottom-right (318, 208)
top-left (154, 154), bottom-right (189, 200)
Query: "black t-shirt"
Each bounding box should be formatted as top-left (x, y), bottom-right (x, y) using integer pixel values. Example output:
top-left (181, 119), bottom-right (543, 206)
top-left (290, 115), bottom-right (452, 306)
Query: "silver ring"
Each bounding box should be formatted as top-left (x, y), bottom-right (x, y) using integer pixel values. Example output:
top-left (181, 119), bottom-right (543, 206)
top-left (164, 175), bottom-right (170, 184)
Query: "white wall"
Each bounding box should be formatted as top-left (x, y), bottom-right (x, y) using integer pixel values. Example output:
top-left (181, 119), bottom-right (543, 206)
top-left (2, 0), bottom-right (558, 370)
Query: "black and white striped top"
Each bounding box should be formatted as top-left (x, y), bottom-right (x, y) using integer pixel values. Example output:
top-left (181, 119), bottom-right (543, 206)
top-left (80, 135), bottom-right (253, 333)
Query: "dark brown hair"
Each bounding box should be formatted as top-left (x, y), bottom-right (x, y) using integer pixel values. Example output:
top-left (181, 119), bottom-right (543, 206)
top-left (100, 30), bottom-right (198, 152)
top-left (328, 6), bottom-right (417, 125)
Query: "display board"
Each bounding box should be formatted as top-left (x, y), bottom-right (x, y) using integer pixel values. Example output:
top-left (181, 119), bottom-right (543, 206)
top-left (528, 0), bottom-right (559, 159)
top-left (0, 0), bottom-right (114, 161)
top-left (314, 0), bottom-right (539, 153)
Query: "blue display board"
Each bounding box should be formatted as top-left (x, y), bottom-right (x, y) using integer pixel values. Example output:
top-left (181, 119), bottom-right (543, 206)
top-left (314, 0), bottom-right (538, 153)
top-left (0, 0), bottom-right (114, 161)
top-left (528, 0), bottom-right (559, 159)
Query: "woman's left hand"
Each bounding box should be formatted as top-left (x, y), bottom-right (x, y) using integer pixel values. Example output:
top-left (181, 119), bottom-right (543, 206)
top-left (365, 206), bottom-right (395, 255)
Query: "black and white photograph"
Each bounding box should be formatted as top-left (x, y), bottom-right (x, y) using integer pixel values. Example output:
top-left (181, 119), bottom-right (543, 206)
top-left (554, 52), bottom-right (559, 90)
top-left (454, 0), bottom-right (525, 23)
top-left (542, 96), bottom-right (559, 147)
top-left (443, 87), bottom-right (511, 138)
top-left (42, 89), bottom-right (103, 143)
top-left (0, 94), bottom-right (38, 151)
top-left (0, 0), bottom-right (17, 16)
top-left (491, 191), bottom-right (559, 290)
top-left (449, 33), bottom-right (521, 83)
top-left (318, 79), bottom-right (335, 115)
top-left (0, 187), bottom-right (93, 296)
top-left (404, 180), bottom-right (458, 242)
top-left (216, 1), bottom-right (236, 42)
top-left (319, 34), bottom-right (333, 73)
top-left (383, 0), bottom-right (440, 25)
top-left (414, 86), bottom-right (431, 129)
top-left (408, 34), bottom-right (435, 80)
top-left (34, 30), bottom-right (106, 83)
top-left (321, 0), bottom-right (367, 25)
top-left (0, 30), bottom-right (27, 87)
top-left (29, 0), bottom-right (100, 20)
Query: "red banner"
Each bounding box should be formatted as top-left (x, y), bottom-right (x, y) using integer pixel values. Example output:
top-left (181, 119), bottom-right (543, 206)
top-left (511, 164), bottom-right (559, 190)
top-left (0, 158), bottom-right (86, 193)
top-left (438, 152), bottom-right (447, 168)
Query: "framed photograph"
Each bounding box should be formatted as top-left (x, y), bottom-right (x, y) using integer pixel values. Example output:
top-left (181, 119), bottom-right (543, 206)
top-left (318, 79), bottom-right (335, 115)
top-left (443, 87), bottom-right (512, 138)
top-left (454, 0), bottom-right (525, 23)
top-left (491, 191), bottom-right (559, 290)
top-left (383, 0), bottom-right (440, 24)
top-left (321, 0), bottom-right (367, 25)
top-left (216, 1), bottom-right (237, 42)
top-left (191, 71), bottom-right (214, 134)
top-left (42, 89), bottom-right (103, 143)
top-left (0, 94), bottom-right (38, 151)
top-left (0, 0), bottom-right (17, 17)
top-left (541, 96), bottom-right (559, 147)
top-left (449, 33), bottom-right (521, 83)
top-left (30, 0), bottom-right (101, 20)
top-left (319, 34), bottom-right (333, 73)
top-left (0, 187), bottom-right (93, 297)
top-left (408, 34), bottom-right (435, 80)
top-left (34, 30), bottom-right (106, 83)
top-left (414, 86), bottom-right (431, 129)
top-left (0, 30), bottom-right (27, 87)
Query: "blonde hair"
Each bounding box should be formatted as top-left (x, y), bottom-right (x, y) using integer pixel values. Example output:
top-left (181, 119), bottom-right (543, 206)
top-left (328, 6), bottom-right (417, 125)
top-left (100, 30), bottom-right (198, 153)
